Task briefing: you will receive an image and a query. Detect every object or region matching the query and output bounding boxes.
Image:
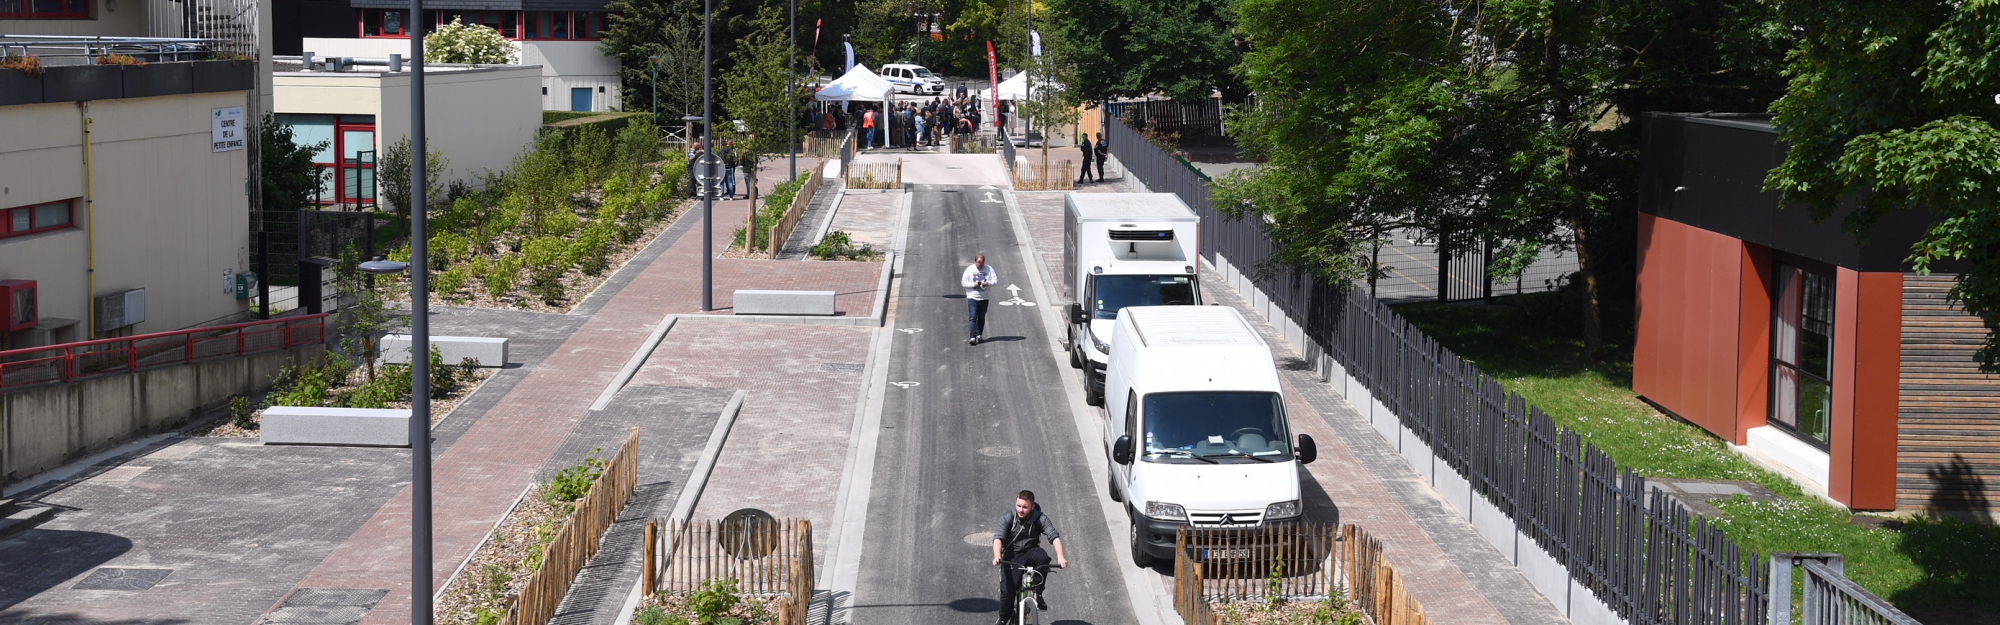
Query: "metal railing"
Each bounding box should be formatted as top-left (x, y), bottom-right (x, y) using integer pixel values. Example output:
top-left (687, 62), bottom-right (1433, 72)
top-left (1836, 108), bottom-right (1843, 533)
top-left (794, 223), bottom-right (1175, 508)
top-left (0, 315), bottom-right (329, 391)
top-left (1110, 113), bottom-right (1781, 624)
top-left (1769, 554), bottom-right (1922, 625)
top-left (0, 35), bottom-right (226, 65)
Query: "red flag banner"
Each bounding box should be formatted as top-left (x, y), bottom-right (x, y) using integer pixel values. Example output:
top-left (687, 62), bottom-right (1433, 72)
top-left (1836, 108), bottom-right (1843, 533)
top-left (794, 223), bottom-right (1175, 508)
top-left (987, 41), bottom-right (1001, 128)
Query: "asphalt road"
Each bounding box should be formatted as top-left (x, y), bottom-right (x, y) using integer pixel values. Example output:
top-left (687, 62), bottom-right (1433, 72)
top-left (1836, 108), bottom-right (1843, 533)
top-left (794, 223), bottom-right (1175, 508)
top-left (851, 184), bottom-right (1141, 625)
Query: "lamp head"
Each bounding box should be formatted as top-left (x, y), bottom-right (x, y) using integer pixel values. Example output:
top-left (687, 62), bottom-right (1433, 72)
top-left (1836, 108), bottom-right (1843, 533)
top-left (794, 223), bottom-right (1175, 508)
top-left (358, 256), bottom-right (411, 276)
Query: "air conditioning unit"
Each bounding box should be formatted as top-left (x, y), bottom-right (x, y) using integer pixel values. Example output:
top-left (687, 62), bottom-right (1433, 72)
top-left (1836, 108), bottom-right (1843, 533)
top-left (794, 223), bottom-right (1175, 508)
top-left (95, 288), bottom-right (146, 331)
top-left (0, 280), bottom-right (36, 332)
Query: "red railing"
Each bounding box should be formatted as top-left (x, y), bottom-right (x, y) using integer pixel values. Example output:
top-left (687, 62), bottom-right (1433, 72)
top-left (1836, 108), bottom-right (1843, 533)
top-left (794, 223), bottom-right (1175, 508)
top-left (0, 314), bottom-right (331, 392)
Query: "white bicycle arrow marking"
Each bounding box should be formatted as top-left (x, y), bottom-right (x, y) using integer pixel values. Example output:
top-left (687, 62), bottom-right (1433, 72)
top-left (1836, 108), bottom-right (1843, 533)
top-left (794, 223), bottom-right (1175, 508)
top-left (891, 381), bottom-right (921, 389)
top-left (980, 191), bottom-right (1004, 204)
top-left (898, 328), bottom-right (923, 334)
top-left (995, 285), bottom-right (1037, 307)
top-left (1005, 284), bottom-right (1022, 297)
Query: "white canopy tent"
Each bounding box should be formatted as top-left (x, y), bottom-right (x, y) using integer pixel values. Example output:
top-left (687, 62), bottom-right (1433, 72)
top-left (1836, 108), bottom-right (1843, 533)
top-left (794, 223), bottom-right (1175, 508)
top-left (998, 70), bottom-right (1064, 101)
top-left (815, 64), bottom-right (893, 102)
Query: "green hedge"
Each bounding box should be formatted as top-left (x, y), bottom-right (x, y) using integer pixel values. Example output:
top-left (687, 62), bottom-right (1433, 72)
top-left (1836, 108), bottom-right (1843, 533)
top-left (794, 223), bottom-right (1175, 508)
top-left (542, 110), bottom-right (598, 124)
top-left (544, 111), bottom-right (653, 140)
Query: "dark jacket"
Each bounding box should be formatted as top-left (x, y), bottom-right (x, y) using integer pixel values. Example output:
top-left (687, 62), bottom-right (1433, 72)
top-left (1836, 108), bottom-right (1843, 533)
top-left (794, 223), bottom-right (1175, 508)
top-left (994, 508), bottom-right (1061, 557)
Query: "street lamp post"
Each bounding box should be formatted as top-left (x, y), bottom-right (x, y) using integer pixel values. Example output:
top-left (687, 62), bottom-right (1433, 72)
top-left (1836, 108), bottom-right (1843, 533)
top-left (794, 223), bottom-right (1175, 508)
top-left (402, 3), bottom-right (434, 623)
top-left (788, 0), bottom-right (796, 181)
top-left (650, 53), bottom-right (667, 126)
top-left (702, 0), bottom-right (713, 312)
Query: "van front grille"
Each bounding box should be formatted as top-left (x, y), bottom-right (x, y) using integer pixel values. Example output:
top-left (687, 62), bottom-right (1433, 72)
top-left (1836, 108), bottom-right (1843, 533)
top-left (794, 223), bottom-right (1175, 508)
top-left (1188, 509), bottom-right (1264, 527)
top-left (1109, 229), bottom-right (1175, 241)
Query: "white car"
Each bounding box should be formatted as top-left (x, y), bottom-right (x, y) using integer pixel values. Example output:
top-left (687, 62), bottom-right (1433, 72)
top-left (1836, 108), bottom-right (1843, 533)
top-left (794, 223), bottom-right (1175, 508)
top-left (880, 63), bottom-right (944, 95)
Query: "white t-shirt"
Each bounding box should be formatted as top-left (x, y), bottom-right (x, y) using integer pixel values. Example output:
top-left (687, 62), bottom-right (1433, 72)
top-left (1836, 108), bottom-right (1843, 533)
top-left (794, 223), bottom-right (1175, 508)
top-left (962, 264), bottom-right (998, 300)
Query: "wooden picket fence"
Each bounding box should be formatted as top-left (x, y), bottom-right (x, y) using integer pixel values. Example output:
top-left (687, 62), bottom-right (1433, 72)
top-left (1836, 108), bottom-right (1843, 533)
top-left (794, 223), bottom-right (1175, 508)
top-left (499, 427), bottom-right (642, 625)
top-left (765, 167), bottom-right (825, 255)
top-left (1172, 523), bottom-right (1430, 625)
top-left (1014, 159), bottom-right (1075, 190)
top-left (644, 518), bottom-right (815, 625)
top-left (847, 160), bottom-right (902, 189)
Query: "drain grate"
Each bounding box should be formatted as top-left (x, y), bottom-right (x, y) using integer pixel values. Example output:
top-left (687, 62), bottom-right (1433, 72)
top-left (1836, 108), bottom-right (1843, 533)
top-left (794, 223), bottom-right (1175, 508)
top-left (73, 568), bottom-right (172, 591)
top-left (820, 363), bottom-right (866, 373)
top-left (263, 588), bottom-right (390, 625)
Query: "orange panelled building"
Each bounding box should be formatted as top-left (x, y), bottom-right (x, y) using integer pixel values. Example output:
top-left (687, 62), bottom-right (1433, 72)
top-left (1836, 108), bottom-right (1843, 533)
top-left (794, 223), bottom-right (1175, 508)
top-left (1634, 114), bottom-right (1999, 516)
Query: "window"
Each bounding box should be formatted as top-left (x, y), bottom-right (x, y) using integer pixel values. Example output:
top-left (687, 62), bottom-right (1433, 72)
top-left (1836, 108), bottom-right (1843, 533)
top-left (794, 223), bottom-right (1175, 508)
top-left (440, 10), bottom-right (515, 38)
top-left (2, 200), bottom-right (75, 239)
top-left (522, 11), bottom-right (604, 40)
top-left (1, 0), bottom-right (90, 19)
top-left (1772, 261), bottom-right (1835, 447)
top-left (277, 114), bottom-right (375, 207)
top-left (360, 9), bottom-right (408, 37)
top-left (1141, 391), bottom-right (1292, 463)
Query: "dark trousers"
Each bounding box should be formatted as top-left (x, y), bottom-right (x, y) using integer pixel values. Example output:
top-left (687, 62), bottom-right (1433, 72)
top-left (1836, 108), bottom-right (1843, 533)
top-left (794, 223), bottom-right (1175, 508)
top-left (1000, 547), bottom-right (1051, 603)
top-left (968, 298), bottom-right (991, 339)
top-left (1097, 156), bottom-right (1107, 180)
top-left (1078, 153), bottom-right (1096, 182)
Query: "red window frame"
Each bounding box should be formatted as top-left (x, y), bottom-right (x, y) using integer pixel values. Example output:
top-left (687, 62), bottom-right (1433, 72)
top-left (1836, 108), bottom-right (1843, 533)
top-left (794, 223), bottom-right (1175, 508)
top-left (360, 10), bottom-right (599, 40)
top-left (520, 11), bottom-right (604, 41)
top-left (0, 0), bottom-right (92, 20)
top-left (2, 200), bottom-right (76, 239)
top-left (358, 8), bottom-right (409, 38)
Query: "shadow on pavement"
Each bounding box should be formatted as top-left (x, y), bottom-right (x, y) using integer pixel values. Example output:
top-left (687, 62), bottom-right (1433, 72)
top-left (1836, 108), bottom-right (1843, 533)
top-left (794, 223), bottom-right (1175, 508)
top-left (0, 528), bottom-right (134, 610)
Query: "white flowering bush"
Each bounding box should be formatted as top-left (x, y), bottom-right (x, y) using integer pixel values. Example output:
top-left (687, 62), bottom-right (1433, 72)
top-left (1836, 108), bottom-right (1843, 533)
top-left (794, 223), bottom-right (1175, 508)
top-left (425, 17), bottom-right (514, 65)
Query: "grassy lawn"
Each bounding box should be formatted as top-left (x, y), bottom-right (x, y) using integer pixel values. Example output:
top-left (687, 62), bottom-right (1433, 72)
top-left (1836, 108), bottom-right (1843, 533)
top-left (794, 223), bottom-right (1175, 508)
top-left (1394, 292), bottom-right (2000, 618)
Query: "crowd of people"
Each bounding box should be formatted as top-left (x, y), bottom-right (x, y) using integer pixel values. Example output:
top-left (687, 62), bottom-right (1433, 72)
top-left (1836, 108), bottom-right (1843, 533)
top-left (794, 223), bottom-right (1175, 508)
top-left (830, 84), bottom-right (987, 151)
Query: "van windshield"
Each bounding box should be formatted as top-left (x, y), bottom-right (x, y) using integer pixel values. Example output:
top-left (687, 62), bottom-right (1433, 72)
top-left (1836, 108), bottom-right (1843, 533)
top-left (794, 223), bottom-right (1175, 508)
top-left (913, 68), bottom-right (935, 77)
top-left (1142, 391), bottom-right (1290, 463)
top-left (1091, 275), bottom-right (1197, 320)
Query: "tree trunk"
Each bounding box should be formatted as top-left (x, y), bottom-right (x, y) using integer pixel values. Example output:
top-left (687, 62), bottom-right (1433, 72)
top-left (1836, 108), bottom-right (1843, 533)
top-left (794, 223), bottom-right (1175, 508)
top-left (1573, 218), bottom-right (1606, 361)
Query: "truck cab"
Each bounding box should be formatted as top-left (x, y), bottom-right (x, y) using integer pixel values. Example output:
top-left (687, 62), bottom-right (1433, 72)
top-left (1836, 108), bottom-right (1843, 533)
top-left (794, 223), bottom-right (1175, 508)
top-left (1062, 193), bottom-right (1203, 406)
top-left (1104, 305), bottom-right (1316, 567)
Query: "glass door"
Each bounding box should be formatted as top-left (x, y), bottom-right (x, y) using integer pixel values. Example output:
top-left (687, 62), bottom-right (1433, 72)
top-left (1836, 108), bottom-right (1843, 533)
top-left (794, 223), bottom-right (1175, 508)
top-left (1772, 262), bottom-right (1835, 447)
top-left (337, 124), bottom-right (377, 207)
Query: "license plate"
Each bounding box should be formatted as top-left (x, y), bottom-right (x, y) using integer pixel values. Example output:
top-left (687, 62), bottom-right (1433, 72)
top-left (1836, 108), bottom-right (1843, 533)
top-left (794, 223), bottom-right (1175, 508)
top-left (1203, 549), bottom-right (1251, 560)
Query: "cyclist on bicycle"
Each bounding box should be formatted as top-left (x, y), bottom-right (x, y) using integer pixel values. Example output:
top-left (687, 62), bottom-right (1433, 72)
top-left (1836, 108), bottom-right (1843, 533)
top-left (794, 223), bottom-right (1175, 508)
top-left (992, 490), bottom-right (1069, 625)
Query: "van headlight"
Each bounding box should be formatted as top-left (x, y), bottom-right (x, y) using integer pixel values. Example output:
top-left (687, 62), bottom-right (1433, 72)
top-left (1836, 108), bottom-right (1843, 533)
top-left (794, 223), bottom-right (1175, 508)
top-left (1144, 501), bottom-right (1186, 521)
top-left (1090, 332), bottom-right (1110, 353)
top-left (1264, 500), bottom-right (1301, 520)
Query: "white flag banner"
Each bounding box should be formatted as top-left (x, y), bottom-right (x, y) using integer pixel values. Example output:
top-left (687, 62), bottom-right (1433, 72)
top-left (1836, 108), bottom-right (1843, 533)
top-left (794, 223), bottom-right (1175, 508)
top-left (1030, 31), bottom-right (1042, 57)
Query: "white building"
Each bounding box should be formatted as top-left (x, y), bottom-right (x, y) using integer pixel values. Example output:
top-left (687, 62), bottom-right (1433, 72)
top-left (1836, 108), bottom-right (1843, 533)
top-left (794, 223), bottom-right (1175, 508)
top-left (299, 5), bottom-right (620, 113)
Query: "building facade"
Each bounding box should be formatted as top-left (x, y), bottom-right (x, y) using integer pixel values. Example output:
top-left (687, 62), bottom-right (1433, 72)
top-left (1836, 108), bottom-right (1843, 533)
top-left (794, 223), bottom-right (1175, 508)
top-left (0, 60), bottom-right (259, 347)
top-left (1634, 113), bottom-right (2000, 518)
top-left (285, 1), bottom-right (620, 112)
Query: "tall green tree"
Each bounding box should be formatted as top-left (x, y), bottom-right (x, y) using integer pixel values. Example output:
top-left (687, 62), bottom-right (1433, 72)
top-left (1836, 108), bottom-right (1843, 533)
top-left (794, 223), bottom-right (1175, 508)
top-left (1219, 0), bottom-right (1786, 359)
top-left (601, 0), bottom-right (702, 115)
top-left (724, 7), bottom-right (812, 173)
top-left (1042, 0), bottom-right (1242, 102)
top-left (1766, 0), bottom-right (2000, 371)
top-left (260, 114), bottom-right (329, 211)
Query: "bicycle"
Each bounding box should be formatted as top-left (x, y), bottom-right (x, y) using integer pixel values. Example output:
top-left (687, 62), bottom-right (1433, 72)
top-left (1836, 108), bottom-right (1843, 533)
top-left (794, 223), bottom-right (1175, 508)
top-left (1002, 563), bottom-right (1055, 625)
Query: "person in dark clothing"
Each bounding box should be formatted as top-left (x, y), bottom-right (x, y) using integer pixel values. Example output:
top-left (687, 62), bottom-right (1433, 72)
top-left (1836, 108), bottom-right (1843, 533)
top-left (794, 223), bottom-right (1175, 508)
top-left (991, 490), bottom-right (1068, 625)
top-left (1076, 135), bottom-right (1096, 183)
top-left (1095, 132), bottom-right (1108, 180)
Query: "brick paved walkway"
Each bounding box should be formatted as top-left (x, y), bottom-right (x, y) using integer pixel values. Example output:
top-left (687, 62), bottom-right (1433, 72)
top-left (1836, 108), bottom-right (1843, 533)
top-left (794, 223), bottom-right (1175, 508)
top-left (826, 190), bottom-right (902, 251)
top-left (1012, 189), bottom-right (1567, 625)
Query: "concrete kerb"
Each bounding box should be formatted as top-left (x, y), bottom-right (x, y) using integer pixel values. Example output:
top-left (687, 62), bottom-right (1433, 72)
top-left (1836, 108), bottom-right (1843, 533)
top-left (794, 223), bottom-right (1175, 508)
top-left (608, 389), bottom-right (748, 625)
top-left (810, 188), bottom-right (848, 251)
top-left (999, 186), bottom-right (1177, 625)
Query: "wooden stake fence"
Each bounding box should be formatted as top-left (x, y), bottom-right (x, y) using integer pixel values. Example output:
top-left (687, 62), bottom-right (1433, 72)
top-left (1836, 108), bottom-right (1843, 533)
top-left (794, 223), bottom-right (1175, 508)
top-left (1014, 159), bottom-right (1075, 190)
top-left (766, 166), bottom-right (824, 255)
top-left (644, 518), bottom-right (815, 625)
top-left (1170, 523), bottom-right (1430, 625)
top-left (499, 427), bottom-right (641, 625)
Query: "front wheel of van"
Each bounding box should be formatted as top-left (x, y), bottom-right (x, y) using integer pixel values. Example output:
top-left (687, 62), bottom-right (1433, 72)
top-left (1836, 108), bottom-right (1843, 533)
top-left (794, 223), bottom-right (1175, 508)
top-left (1129, 511), bottom-right (1157, 568)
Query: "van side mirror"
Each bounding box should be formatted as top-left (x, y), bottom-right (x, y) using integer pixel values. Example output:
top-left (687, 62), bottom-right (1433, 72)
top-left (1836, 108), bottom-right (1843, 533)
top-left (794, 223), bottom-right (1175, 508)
top-left (1113, 435), bottom-right (1134, 465)
top-left (1069, 303), bottom-right (1087, 325)
top-left (1296, 434), bottom-right (1317, 464)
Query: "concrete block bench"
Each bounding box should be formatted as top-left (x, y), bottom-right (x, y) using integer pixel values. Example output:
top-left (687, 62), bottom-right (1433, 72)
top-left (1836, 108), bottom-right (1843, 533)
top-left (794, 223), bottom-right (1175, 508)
top-left (734, 290), bottom-right (837, 316)
top-left (261, 407), bottom-right (411, 447)
top-left (381, 335), bottom-right (508, 367)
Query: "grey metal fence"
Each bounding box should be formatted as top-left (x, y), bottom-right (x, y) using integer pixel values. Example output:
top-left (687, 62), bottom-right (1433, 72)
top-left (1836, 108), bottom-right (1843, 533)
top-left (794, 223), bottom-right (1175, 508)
top-left (1768, 554), bottom-right (1921, 625)
top-left (1109, 115), bottom-right (1785, 624)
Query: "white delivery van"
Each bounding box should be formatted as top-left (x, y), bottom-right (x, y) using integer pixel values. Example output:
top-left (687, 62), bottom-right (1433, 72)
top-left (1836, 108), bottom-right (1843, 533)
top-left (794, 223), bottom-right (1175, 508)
top-left (1062, 193), bottom-right (1202, 406)
top-left (1104, 305), bottom-right (1317, 567)
top-left (879, 63), bottom-right (945, 95)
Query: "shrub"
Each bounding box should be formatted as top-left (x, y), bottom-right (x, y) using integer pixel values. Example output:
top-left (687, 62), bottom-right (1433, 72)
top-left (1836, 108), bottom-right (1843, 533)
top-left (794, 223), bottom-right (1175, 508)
top-left (1, 55), bottom-right (43, 74)
top-left (483, 254), bottom-right (522, 300)
top-left (435, 265), bottom-right (471, 301)
top-left (228, 395), bottom-right (258, 430)
top-left (569, 125), bottom-right (614, 184)
top-left (458, 357), bottom-right (482, 382)
top-left (523, 237), bottom-right (571, 305)
top-left (543, 450), bottom-right (606, 505)
top-left (96, 53), bottom-right (144, 66)
top-left (571, 224), bottom-right (614, 276)
top-left (633, 606), bottom-right (686, 625)
top-left (269, 354), bottom-right (352, 407)
top-left (425, 17), bottom-right (514, 64)
top-left (687, 579), bottom-right (743, 625)
top-left (810, 230), bottom-right (879, 260)
top-left (427, 345), bottom-right (457, 399)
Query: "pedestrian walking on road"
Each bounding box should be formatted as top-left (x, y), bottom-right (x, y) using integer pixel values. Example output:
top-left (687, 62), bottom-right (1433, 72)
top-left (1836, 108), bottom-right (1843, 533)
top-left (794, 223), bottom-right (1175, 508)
top-left (1095, 132), bottom-right (1108, 181)
top-left (963, 254), bottom-right (998, 345)
top-left (992, 490), bottom-right (1068, 625)
top-left (1076, 134), bottom-right (1096, 184)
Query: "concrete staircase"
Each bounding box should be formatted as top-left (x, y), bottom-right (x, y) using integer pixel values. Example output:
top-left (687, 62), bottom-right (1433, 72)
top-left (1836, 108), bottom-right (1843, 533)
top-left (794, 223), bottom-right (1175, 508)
top-left (0, 498), bottom-right (55, 540)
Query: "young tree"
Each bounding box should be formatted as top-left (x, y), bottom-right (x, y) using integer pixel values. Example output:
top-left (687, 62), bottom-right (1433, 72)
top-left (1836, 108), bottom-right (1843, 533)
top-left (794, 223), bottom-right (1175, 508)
top-left (601, 0), bottom-right (703, 115)
top-left (379, 136), bottom-right (449, 217)
top-left (1766, 0), bottom-right (2000, 370)
top-left (425, 17), bottom-right (515, 64)
top-left (725, 7), bottom-right (811, 193)
top-left (260, 113), bottom-right (329, 211)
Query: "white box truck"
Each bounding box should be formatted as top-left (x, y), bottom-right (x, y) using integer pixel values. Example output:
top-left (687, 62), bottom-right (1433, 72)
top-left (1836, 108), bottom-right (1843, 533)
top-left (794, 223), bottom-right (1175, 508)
top-left (1103, 305), bottom-right (1317, 567)
top-left (1062, 193), bottom-right (1202, 406)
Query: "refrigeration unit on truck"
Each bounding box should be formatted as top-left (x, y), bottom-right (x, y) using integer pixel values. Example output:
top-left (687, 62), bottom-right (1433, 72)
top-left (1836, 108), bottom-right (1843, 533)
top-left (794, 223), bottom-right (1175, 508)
top-left (1104, 305), bottom-right (1317, 567)
top-left (1062, 192), bottom-right (1202, 406)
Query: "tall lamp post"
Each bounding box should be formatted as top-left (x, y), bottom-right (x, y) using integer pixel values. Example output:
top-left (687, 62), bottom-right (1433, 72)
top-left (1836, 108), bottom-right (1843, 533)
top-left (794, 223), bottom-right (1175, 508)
top-left (360, 250), bottom-right (428, 625)
top-left (650, 52), bottom-right (668, 126)
top-left (787, 0), bottom-right (796, 181)
top-left (701, 0), bottom-right (713, 311)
